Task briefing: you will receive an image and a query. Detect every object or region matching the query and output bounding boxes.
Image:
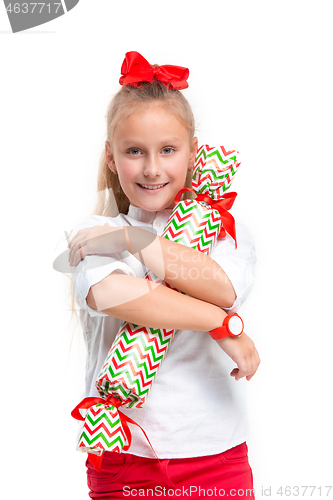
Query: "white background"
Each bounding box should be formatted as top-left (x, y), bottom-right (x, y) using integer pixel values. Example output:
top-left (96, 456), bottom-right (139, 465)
top-left (1, 1), bottom-right (332, 498)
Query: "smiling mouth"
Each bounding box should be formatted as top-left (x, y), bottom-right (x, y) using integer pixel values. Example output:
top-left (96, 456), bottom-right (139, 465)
top-left (137, 183), bottom-right (169, 190)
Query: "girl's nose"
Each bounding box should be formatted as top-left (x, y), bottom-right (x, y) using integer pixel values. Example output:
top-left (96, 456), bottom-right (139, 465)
top-left (143, 154), bottom-right (161, 177)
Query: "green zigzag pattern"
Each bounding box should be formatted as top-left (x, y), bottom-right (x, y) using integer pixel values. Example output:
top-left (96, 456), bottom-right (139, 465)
top-left (103, 329), bottom-right (172, 370)
top-left (100, 351), bottom-right (162, 398)
top-left (163, 217), bottom-right (211, 238)
top-left (80, 430), bottom-right (125, 449)
top-left (164, 213), bottom-right (220, 236)
top-left (192, 164), bottom-right (238, 184)
top-left (85, 408), bottom-right (121, 427)
top-left (107, 345), bottom-right (163, 383)
top-left (98, 340), bottom-right (166, 402)
top-left (163, 202), bottom-right (212, 232)
top-left (195, 147), bottom-right (237, 164)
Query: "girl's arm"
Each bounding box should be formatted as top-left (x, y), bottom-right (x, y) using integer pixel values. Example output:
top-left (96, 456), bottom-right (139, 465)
top-left (68, 225), bottom-right (236, 308)
top-left (86, 273), bottom-right (260, 381)
top-left (87, 272), bottom-right (225, 331)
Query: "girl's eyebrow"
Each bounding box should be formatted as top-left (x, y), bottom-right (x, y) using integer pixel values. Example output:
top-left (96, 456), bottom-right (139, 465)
top-left (120, 137), bottom-right (183, 147)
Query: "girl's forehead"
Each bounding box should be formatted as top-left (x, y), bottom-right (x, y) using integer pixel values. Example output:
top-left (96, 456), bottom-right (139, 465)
top-left (114, 102), bottom-right (191, 140)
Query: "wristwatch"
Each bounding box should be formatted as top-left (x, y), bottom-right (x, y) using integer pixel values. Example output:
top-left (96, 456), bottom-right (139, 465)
top-left (209, 313), bottom-right (244, 340)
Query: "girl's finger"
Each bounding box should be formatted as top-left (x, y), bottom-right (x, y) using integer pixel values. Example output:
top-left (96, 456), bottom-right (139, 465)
top-left (70, 240), bottom-right (86, 266)
top-left (68, 235), bottom-right (79, 259)
top-left (70, 233), bottom-right (88, 259)
top-left (69, 230), bottom-right (86, 249)
top-left (246, 367), bottom-right (258, 381)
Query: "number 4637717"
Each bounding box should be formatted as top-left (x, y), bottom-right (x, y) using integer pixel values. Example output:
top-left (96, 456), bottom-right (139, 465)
top-left (277, 486), bottom-right (332, 496)
top-left (6, 3), bottom-right (62, 14)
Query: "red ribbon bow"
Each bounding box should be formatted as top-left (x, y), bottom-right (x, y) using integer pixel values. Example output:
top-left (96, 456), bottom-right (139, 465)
top-left (72, 396), bottom-right (158, 473)
top-left (119, 51), bottom-right (189, 90)
top-left (174, 189), bottom-right (238, 248)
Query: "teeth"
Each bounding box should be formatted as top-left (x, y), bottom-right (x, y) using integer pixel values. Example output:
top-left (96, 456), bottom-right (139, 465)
top-left (140, 184), bottom-right (166, 190)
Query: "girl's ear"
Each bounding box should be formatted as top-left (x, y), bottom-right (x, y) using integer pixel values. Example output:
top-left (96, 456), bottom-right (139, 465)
top-left (105, 141), bottom-right (117, 173)
top-left (188, 136), bottom-right (198, 171)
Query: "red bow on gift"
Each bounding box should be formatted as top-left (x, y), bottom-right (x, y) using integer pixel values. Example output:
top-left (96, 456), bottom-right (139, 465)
top-left (72, 396), bottom-right (158, 473)
top-left (174, 189), bottom-right (238, 248)
top-left (119, 51), bottom-right (189, 90)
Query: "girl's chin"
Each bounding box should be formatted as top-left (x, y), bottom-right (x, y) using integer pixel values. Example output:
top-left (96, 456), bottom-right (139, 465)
top-left (131, 198), bottom-right (174, 212)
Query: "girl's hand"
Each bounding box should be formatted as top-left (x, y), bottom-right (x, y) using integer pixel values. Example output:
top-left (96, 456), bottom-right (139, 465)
top-left (68, 223), bottom-right (127, 267)
top-left (216, 333), bottom-right (260, 381)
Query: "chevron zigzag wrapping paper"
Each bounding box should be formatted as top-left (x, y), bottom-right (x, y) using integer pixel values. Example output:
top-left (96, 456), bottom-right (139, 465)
top-left (73, 145), bottom-right (240, 469)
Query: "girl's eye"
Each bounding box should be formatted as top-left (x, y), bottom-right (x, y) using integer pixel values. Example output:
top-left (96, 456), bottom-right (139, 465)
top-left (128, 148), bottom-right (141, 155)
top-left (162, 147), bottom-right (174, 154)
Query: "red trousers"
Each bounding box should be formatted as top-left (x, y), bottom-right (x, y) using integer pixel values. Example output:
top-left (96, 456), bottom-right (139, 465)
top-left (86, 442), bottom-right (255, 499)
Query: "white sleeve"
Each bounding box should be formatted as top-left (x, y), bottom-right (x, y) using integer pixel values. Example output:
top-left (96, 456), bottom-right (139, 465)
top-left (209, 223), bottom-right (256, 313)
top-left (69, 215), bottom-right (136, 318)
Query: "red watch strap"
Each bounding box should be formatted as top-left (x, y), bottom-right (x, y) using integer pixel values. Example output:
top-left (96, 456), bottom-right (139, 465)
top-left (209, 316), bottom-right (230, 340)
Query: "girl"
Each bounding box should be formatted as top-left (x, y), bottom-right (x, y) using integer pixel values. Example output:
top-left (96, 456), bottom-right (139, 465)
top-left (67, 51), bottom-right (260, 499)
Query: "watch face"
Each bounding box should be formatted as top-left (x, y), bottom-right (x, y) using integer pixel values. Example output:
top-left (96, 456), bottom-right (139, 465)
top-left (228, 316), bottom-right (243, 335)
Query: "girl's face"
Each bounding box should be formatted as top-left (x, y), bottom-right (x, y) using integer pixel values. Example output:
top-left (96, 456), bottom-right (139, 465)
top-left (106, 102), bottom-right (198, 212)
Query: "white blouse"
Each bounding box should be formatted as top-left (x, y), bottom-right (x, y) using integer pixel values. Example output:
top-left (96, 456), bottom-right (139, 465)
top-left (71, 204), bottom-right (256, 459)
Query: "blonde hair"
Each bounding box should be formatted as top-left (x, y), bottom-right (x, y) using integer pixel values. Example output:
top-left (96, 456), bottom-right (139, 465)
top-left (93, 79), bottom-right (196, 216)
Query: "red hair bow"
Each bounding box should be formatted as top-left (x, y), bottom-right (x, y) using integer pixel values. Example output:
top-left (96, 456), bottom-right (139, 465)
top-left (119, 51), bottom-right (189, 90)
